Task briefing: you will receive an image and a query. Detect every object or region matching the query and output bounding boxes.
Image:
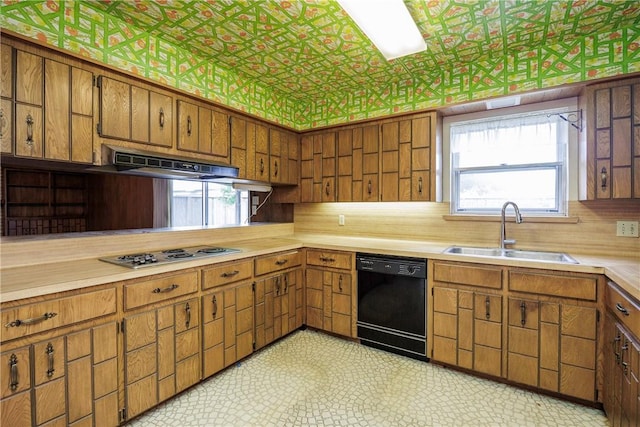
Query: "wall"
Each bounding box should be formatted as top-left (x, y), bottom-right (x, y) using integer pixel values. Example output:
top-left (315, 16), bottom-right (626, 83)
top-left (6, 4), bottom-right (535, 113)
top-left (293, 201), bottom-right (640, 257)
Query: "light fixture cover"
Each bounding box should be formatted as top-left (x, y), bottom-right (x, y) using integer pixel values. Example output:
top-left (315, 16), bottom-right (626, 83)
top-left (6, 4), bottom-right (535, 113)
top-left (338, 0), bottom-right (426, 60)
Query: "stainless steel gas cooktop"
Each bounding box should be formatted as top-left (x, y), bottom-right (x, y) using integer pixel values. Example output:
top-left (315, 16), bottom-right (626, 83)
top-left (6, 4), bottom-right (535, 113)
top-left (100, 246), bottom-right (240, 269)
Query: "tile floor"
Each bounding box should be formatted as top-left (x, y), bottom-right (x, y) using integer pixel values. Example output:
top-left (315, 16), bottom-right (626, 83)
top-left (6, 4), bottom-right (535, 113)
top-left (128, 329), bottom-right (609, 426)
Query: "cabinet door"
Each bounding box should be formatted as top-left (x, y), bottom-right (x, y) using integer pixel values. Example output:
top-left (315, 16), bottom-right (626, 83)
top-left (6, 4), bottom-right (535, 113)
top-left (149, 91), bottom-right (173, 147)
top-left (362, 124), bottom-right (379, 201)
top-left (331, 272), bottom-right (352, 337)
top-left (270, 128), bottom-right (281, 183)
top-left (1, 98), bottom-right (13, 153)
top-left (98, 76), bottom-right (130, 140)
top-left (223, 281), bottom-right (254, 367)
top-left (44, 59), bottom-right (70, 161)
top-left (70, 68), bottom-right (94, 163)
top-left (202, 290), bottom-right (225, 378)
top-left (1, 44), bottom-right (12, 99)
top-left (337, 129), bottom-right (354, 201)
top-left (507, 298), bottom-right (539, 387)
top-left (322, 132), bottom-right (336, 202)
top-left (211, 110), bottom-right (229, 159)
top-left (300, 135), bottom-right (314, 202)
top-left (15, 102), bottom-right (43, 158)
top-left (559, 304), bottom-right (597, 401)
top-left (130, 85), bottom-right (150, 143)
top-left (177, 100), bottom-right (199, 152)
top-left (381, 121), bottom-right (400, 201)
top-left (231, 117), bottom-right (248, 179)
top-left (124, 310), bottom-right (158, 419)
top-left (255, 123), bottom-right (269, 181)
top-left (305, 268), bottom-right (324, 329)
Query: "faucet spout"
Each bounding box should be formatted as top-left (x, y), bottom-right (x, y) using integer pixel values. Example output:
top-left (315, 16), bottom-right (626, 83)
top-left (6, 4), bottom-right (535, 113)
top-left (500, 201), bottom-right (523, 249)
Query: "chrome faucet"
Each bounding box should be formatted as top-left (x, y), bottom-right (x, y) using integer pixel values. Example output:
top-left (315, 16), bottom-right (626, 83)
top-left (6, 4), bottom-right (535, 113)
top-left (500, 201), bottom-right (523, 249)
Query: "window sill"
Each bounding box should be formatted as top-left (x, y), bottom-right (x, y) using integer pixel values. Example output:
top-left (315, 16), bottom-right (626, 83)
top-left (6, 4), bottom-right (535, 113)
top-left (442, 214), bottom-right (579, 224)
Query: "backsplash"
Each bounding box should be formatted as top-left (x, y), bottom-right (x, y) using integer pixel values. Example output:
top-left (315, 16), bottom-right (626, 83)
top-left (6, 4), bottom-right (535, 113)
top-left (1, 1), bottom-right (638, 129)
top-left (294, 201), bottom-right (640, 257)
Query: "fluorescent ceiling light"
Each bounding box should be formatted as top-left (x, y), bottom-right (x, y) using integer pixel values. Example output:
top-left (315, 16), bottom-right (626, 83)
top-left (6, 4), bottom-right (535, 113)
top-left (232, 182), bottom-right (273, 193)
top-left (338, 0), bottom-right (426, 60)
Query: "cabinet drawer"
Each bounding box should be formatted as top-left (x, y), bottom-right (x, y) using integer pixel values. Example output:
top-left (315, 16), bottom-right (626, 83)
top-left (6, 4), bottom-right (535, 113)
top-left (254, 251), bottom-right (301, 276)
top-left (202, 259), bottom-right (253, 290)
top-left (1, 288), bottom-right (117, 342)
top-left (124, 271), bottom-right (198, 310)
top-left (509, 271), bottom-right (597, 301)
top-left (433, 262), bottom-right (502, 289)
top-left (306, 250), bottom-right (352, 270)
top-left (606, 281), bottom-right (640, 339)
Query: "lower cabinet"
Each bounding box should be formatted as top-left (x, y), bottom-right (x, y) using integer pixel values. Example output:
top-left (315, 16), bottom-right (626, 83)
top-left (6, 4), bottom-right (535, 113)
top-left (254, 268), bottom-right (303, 350)
top-left (431, 261), bottom-right (601, 403)
top-left (603, 281), bottom-right (639, 426)
top-left (0, 322), bottom-right (119, 427)
top-left (124, 297), bottom-right (200, 420)
top-left (305, 249), bottom-right (355, 338)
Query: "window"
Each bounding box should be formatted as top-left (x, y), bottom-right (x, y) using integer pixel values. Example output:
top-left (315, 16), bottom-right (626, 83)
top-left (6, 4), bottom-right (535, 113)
top-left (170, 181), bottom-right (249, 227)
top-left (449, 107), bottom-right (571, 216)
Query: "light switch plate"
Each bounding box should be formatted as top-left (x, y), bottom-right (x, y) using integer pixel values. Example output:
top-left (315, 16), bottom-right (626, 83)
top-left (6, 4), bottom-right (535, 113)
top-left (616, 221), bottom-right (639, 237)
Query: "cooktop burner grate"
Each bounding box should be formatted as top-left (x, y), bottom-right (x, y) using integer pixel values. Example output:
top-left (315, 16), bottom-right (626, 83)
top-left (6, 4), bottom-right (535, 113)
top-left (100, 246), bottom-right (240, 269)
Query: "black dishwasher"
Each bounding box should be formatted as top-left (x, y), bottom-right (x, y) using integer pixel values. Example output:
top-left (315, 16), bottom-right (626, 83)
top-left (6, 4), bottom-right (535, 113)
top-left (356, 253), bottom-right (427, 361)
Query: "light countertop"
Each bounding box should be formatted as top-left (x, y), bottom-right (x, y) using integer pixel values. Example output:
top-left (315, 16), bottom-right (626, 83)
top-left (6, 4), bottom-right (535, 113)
top-left (1, 233), bottom-right (638, 303)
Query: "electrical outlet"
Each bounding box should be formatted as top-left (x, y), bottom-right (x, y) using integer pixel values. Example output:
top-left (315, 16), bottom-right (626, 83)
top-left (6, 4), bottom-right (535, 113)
top-left (338, 214), bottom-right (345, 226)
top-left (616, 221), bottom-right (639, 237)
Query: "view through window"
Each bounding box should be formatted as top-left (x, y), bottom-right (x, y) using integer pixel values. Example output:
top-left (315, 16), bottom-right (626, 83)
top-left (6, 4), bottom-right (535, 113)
top-left (449, 108), bottom-right (570, 215)
top-left (170, 181), bottom-right (249, 227)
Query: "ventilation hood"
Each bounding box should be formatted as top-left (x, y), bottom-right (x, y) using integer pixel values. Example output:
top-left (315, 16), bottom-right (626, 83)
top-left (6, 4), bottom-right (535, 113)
top-left (93, 145), bottom-right (239, 181)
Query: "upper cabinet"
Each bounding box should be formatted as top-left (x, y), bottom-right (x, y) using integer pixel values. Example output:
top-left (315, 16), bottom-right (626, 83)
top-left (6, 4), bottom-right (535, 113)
top-left (581, 77), bottom-right (640, 200)
top-left (177, 100), bottom-right (229, 162)
top-left (98, 76), bottom-right (173, 148)
top-left (300, 111), bottom-right (439, 203)
top-left (4, 46), bottom-right (93, 163)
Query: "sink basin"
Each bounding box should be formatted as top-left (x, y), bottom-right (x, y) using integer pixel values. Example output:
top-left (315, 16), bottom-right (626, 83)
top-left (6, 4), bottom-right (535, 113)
top-left (443, 246), bottom-right (579, 264)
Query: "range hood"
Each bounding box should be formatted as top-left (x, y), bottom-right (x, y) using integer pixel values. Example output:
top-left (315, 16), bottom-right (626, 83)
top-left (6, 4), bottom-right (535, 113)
top-left (94, 145), bottom-right (239, 181)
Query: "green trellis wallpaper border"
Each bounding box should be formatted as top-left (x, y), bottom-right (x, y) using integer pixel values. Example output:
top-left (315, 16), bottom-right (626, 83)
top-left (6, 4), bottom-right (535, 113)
top-left (1, 1), bottom-right (638, 130)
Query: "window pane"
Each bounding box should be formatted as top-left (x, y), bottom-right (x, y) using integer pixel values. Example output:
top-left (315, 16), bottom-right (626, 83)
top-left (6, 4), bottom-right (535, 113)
top-left (458, 168), bottom-right (558, 211)
top-left (206, 183), bottom-right (248, 226)
top-left (171, 181), bottom-right (203, 226)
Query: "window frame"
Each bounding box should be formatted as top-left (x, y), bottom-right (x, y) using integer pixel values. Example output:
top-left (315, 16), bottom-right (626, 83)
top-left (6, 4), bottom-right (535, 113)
top-left (169, 180), bottom-right (248, 227)
top-left (445, 99), bottom-right (578, 217)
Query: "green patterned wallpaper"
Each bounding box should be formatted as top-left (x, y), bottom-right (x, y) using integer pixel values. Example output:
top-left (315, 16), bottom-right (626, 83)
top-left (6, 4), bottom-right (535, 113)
top-left (1, 0), bottom-right (639, 130)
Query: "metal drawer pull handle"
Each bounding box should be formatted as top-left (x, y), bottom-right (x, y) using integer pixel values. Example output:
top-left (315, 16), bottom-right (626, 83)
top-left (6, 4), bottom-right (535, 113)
top-left (46, 343), bottom-right (55, 377)
top-left (187, 116), bottom-right (192, 136)
top-left (260, 158), bottom-right (264, 174)
top-left (275, 259), bottom-right (288, 266)
top-left (325, 181), bottom-right (330, 196)
top-left (221, 270), bottom-right (239, 278)
top-left (485, 296), bottom-right (490, 319)
top-left (284, 275), bottom-right (288, 293)
top-left (9, 354), bottom-right (19, 391)
top-left (212, 295), bottom-right (218, 318)
top-left (520, 301), bottom-right (526, 326)
top-left (418, 176), bottom-right (423, 194)
top-left (615, 303), bottom-right (630, 316)
top-left (185, 302), bottom-right (191, 328)
top-left (152, 284), bottom-right (179, 293)
top-left (0, 109), bottom-right (5, 138)
top-left (367, 179), bottom-right (372, 195)
top-left (5, 312), bottom-right (57, 328)
top-left (600, 167), bottom-right (607, 190)
top-left (339, 275), bottom-right (343, 292)
top-left (274, 160), bottom-right (278, 177)
top-left (319, 256), bottom-right (335, 263)
top-left (25, 114), bottom-right (34, 145)
top-left (159, 107), bottom-right (165, 128)
top-left (275, 277), bottom-right (280, 295)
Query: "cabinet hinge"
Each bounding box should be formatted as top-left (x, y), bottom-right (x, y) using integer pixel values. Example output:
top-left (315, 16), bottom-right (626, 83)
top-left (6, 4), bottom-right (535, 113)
top-left (119, 408), bottom-right (127, 423)
top-left (96, 75), bottom-right (102, 88)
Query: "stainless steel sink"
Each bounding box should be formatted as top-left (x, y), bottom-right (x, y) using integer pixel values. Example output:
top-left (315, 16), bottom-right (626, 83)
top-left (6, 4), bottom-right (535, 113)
top-left (443, 246), bottom-right (579, 264)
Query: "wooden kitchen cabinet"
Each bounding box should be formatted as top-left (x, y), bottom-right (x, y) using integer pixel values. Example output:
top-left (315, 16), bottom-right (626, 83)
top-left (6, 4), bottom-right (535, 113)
top-left (300, 132), bottom-right (337, 202)
top-left (2, 45), bottom-right (93, 162)
top-left (334, 124), bottom-right (379, 202)
top-left (380, 113), bottom-right (435, 201)
top-left (432, 261), bottom-right (504, 376)
top-left (255, 121), bottom-right (270, 182)
top-left (305, 249), bottom-right (355, 337)
top-left (98, 75), bottom-right (173, 148)
top-left (0, 321), bottom-right (119, 427)
top-left (230, 116), bottom-right (270, 182)
top-left (254, 250), bottom-right (303, 348)
top-left (581, 76), bottom-right (640, 199)
top-left (268, 128), bottom-right (298, 185)
top-left (177, 100), bottom-right (229, 161)
top-left (222, 280), bottom-right (254, 368)
top-left (603, 281), bottom-right (640, 426)
top-left (201, 258), bottom-right (253, 377)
